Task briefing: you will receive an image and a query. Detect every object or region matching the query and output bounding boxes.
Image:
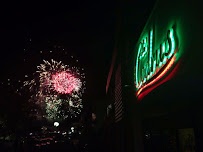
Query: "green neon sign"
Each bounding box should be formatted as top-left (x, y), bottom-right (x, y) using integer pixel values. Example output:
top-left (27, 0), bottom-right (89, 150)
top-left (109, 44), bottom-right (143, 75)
top-left (135, 27), bottom-right (177, 90)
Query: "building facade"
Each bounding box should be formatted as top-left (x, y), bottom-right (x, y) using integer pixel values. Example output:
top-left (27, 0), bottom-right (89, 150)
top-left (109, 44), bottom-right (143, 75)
top-left (105, 0), bottom-right (203, 152)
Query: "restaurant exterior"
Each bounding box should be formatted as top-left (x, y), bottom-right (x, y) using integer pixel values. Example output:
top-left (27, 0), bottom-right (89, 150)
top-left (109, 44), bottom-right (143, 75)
top-left (105, 0), bottom-right (203, 152)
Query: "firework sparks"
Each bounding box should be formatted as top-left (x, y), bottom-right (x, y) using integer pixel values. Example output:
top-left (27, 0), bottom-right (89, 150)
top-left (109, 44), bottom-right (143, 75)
top-left (23, 59), bottom-right (85, 120)
top-left (52, 72), bottom-right (81, 94)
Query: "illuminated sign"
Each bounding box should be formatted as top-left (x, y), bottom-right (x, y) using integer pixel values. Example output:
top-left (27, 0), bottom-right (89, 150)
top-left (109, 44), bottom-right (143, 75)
top-left (135, 27), bottom-right (178, 97)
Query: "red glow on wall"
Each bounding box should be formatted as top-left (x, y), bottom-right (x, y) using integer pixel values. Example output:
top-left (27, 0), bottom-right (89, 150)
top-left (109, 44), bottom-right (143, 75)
top-left (136, 54), bottom-right (177, 99)
top-left (137, 60), bottom-right (180, 102)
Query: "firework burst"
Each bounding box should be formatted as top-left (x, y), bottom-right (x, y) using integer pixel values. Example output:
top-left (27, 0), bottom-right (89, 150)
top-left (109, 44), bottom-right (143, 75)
top-left (24, 59), bottom-right (85, 121)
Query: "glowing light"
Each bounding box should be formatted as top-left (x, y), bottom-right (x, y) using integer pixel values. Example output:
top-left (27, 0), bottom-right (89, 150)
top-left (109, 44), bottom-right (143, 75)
top-left (54, 122), bottom-right (59, 127)
top-left (162, 42), bottom-right (167, 64)
top-left (137, 55), bottom-right (176, 96)
top-left (137, 59), bottom-right (180, 102)
top-left (168, 28), bottom-right (175, 59)
top-left (135, 27), bottom-right (178, 98)
top-left (149, 30), bottom-right (153, 70)
top-left (136, 44), bottom-right (142, 87)
top-left (71, 127), bottom-right (74, 132)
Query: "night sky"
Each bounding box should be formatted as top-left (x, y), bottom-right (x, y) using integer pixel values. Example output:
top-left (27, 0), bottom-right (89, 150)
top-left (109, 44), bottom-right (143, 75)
top-left (0, 0), bottom-right (157, 126)
top-left (0, 1), bottom-right (119, 108)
